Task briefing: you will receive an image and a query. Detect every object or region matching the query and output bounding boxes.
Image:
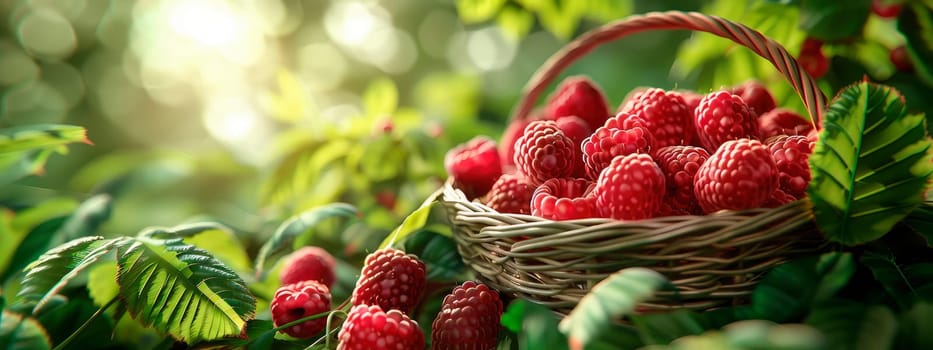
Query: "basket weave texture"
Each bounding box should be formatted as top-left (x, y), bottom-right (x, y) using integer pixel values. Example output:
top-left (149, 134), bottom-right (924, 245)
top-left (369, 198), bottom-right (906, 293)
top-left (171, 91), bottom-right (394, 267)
top-left (441, 11), bottom-right (830, 315)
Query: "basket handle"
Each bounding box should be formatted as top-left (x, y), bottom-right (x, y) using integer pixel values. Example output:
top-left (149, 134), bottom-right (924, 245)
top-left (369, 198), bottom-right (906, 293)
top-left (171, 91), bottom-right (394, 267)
top-left (512, 11), bottom-right (827, 131)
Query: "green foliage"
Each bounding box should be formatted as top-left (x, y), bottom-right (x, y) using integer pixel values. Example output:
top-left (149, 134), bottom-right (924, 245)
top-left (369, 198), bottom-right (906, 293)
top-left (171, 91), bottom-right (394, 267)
top-left (379, 198), bottom-right (439, 249)
top-left (254, 203), bottom-right (360, 277)
top-left (0, 311), bottom-right (51, 350)
top-left (455, 0), bottom-right (632, 40)
top-left (807, 82), bottom-right (933, 245)
top-left (642, 320), bottom-right (825, 350)
top-left (559, 268), bottom-right (670, 350)
top-left (900, 4), bottom-right (933, 86)
top-left (798, 0), bottom-right (870, 41)
top-left (861, 252), bottom-right (933, 308)
top-left (895, 301), bottom-right (933, 349)
top-left (0, 124), bottom-right (89, 187)
top-left (399, 228), bottom-right (463, 281)
top-left (749, 253), bottom-right (855, 322)
top-left (804, 300), bottom-right (897, 350)
top-left (500, 300), bottom-right (569, 350)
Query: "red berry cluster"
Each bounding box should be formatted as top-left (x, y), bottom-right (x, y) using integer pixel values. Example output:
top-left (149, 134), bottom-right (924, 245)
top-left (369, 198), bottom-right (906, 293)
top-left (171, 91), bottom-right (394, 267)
top-left (445, 78), bottom-right (817, 220)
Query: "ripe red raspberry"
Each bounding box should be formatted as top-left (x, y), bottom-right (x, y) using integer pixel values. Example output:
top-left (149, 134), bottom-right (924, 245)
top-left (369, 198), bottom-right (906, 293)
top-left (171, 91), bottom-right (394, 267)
top-left (351, 248), bottom-right (426, 315)
top-left (731, 81), bottom-right (776, 117)
top-left (270, 280), bottom-right (332, 339)
top-left (758, 108), bottom-right (814, 139)
top-left (618, 88), bottom-right (694, 148)
top-left (545, 76), bottom-right (611, 130)
top-left (446, 136), bottom-right (503, 200)
top-left (280, 246), bottom-right (337, 288)
top-left (694, 138), bottom-right (779, 213)
top-left (766, 135), bottom-right (813, 199)
top-left (554, 116), bottom-right (593, 177)
top-left (338, 304), bottom-right (424, 350)
top-left (694, 91), bottom-right (759, 152)
top-left (872, 0), bottom-right (902, 18)
top-left (890, 46), bottom-right (913, 72)
top-left (653, 145), bottom-right (710, 215)
top-left (485, 173), bottom-right (534, 215)
top-left (798, 40), bottom-right (829, 79)
top-left (765, 188), bottom-right (797, 208)
top-left (594, 153), bottom-right (666, 220)
top-left (431, 281), bottom-right (503, 350)
top-left (499, 115), bottom-right (540, 169)
top-left (603, 112), bottom-right (649, 130)
top-left (531, 178), bottom-right (597, 220)
top-left (672, 90), bottom-right (703, 116)
top-left (582, 114), bottom-right (655, 179)
top-left (514, 120), bottom-right (577, 185)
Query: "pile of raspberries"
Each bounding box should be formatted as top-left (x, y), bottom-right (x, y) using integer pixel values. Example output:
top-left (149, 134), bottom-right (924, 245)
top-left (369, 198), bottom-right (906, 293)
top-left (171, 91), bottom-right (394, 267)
top-left (447, 77), bottom-right (817, 221)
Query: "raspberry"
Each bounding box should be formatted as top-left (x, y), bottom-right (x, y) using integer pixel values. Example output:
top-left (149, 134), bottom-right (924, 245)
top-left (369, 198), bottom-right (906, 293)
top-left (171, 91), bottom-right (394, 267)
top-left (758, 108), bottom-right (814, 139)
top-left (531, 178), bottom-right (597, 220)
top-left (582, 114), bottom-right (655, 179)
top-left (694, 138), bottom-right (779, 213)
top-left (765, 188), bottom-right (797, 208)
top-left (545, 76), bottom-right (611, 130)
top-left (731, 81), bottom-right (776, 117)
top-left (618, 88), bottom-right (694, 148)
top-left (446, 136), bottom-right (503, 199)
top-left (594, 153), bottom-right (666, 220)
top-left (554, 116), bottom-right (593, 177)
top-left (485, 173), bottom-right (534, 215)
top-left (766, 135), bottom-right (813, 199)
top-left (694, 91), bottom-right (759, 152)
top-left (653, 145), bottom-right (710, 215)
top-left (514, 120), bottom-right (577, 185)
top-left (798, 40), bottom-right (829, 79)
top-left (270, 280), bottom-right (332, 339)
top-left (499, 115), bottom-right (539, 169)
top-left (351, 248), bottom-right (426, 314)
top-left (338, 304), bottom-right (424, 350)
top-left (673, 90), bottom-right (703, 116)
top-left (280, 246), bottom-right (337, 288)
top-left (431, 281), bottom-right (503, 350)
top-left (872, 0), bottom-right (902, 18)
top-left (890, 46), bottom-right (913, 72)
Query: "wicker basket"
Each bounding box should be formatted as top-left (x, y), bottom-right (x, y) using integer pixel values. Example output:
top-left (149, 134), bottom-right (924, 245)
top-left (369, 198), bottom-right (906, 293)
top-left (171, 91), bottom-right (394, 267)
top-left (440, 11), bottom-right (830, 315)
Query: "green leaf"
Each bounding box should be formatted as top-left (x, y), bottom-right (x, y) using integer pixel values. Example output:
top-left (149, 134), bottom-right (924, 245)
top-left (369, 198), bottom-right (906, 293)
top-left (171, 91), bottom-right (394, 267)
top-left (804, 300), bottom-right (897, 350)
top-left (899, 4), bottom-right (933, 86)
top-left (861, 252), bottom-right (933, 308)
top-left (798, 0), bottom-right (870, 41)
top-left (500, 300), bottom-right (570, 350)
top-left (0, 124), bottom-right (89, 155)
top-left (138, 222), bottom-right (251, 272)
top-left (399, 228), bottom-right (464, 281)
top-left (0, 199), bottom-right (76, 282)
top-left (749, 253), bottom-right (855, 322)
top-left (807, 82), bottom-right (933, 245)
top-left (378, 196), bottom-right (439, 249)
top-left (86, 262), bottom-right (120, 308)
top-left (0, 311), bottom-right (51, 350)
top-left (631, 310), bottom-right (709, 345)
top-left (456, 0), bottom-right (506, 23)
top-left (496, 6), bottom-right (535, 40)
top-left (649, 320), bottom-right (825, 350)
top-left (904, 203), bottom-right (933, 246)
top-left (16, 236), bottom-right (125, 314)
top-left (117, 237), bottom-right (256, 343)
top-left (47, 194), bottom-right (112, 247)
top-left (559, 268), bottom-right (669, 350)
top-left (0, 149), bottom-right (56, 187)
top-left (362, 77), bottom-right (398, 117)
top-left (895, 301), bottom-right (933, 349)
top-left (254, 203), bottom-right (360, 277)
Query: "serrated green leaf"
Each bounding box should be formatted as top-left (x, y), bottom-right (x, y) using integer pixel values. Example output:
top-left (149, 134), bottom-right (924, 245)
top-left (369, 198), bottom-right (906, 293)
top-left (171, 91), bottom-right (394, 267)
top-left (899, 4), bottom-right (933, 86)
top-left (0, 124), bottom-right (89, 155)
top-left (17, 236), bottom-right (125, 314)
top-left (559, 268), bottom-right (670, 350)
top-left (804, 300), bottom-right (897, 350)
top-left (749, 252), bottom-right (855, 322)
top-left (0, 311), bottom-right (51, 350)
top-left (895, 301), bottom-right (933, 349)
top-left (254, 203), bottom-right (360, 277)
top-left (808, 82), bottom-right (933, 245)
top-left (500, 300), bottom-right (570, 350)
top-left (798, 0), bottom-right (870, 41)
top-left (861, 252), bottom-right (933, 308)
top-left (86, 262), bottom-right (119, 308)
top-left (362, 77), bottom-right (398, 117)
top-left (137, 222), bottom-right (251, 273)
top-left (117, 237), bottom-right (256, 343)
top-left (456, 0), bottom-right (506, 23)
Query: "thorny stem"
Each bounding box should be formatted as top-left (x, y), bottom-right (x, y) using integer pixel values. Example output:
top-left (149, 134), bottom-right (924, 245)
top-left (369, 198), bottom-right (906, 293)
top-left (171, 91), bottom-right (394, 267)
top-left (53, 296), bottom-right (119, 350)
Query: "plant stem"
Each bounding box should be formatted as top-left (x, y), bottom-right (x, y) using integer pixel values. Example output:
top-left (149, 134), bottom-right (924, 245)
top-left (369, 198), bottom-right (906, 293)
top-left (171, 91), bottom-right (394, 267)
top-left (53, 296), bottom-right (119, 350)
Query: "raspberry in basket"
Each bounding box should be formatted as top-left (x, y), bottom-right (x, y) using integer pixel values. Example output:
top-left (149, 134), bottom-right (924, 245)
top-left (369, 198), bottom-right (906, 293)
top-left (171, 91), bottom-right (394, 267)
top-left (350, 247), bottom-right (426, 315)
top-left (270, 280), bottom-right (331, 339)
top-left (514, 120), bottom-right (578, 185)
top-left (731, 80), bottom-right (776, 117)
top-left (279, 246), bottom-right (336, 288)
top-left (618, 88), bottom-right (695, 148)
top-left (531, 178), bottom-right (597, 220)
top-left (594, 153), bottom-right (666, 220)
top-left (694, 138), bottom-right (778, 213)
top-left (499, 114), bottom-right (540, 169)
top-left (694, 90), bottom-right (760, 152)
top-left (582, 113), bottom-right (655, 179)
top-left (431, 281), bottom-right (503, 350)
top-left (758, 108), bottom-right (813, 139)
top-left (653, 145), bottom-right (710, 215)
top-left (545, 76), bottom-right (611, 130)
top-left (766, 135), bottom-right (813, 199)
top-left (445, 136), bottom-right (503, 199)
top-left (338, 304), bottom-right (424, 350)
top-left (485, 173), bottom-right (534, 215)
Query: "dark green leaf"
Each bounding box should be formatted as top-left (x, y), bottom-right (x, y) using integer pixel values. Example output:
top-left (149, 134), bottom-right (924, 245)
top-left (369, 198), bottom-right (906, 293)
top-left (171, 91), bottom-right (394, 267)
top-left (631, 310), bottom-right (708, 345)
top-left (807, 82), bottom-right (933, 245)
top-left (904, 203), bottom-right (933, 246)
top-left (0, 311), bottom-right (51, 350)
top-left (400, 228), bottom-right (464, 282)
top-left (254, 203), bottom-right (360, 277)
top-left (17, 236), bottom-right (125, 314)
top-left (559, 268), bottom-right (670, 350)
top-left (749, 253), bottom-right (855, 322)
top-left (899, 4), bottom-right (933, 86)
top-left (805, 300), bottom-right (897, 350)
top-left (861, 252), bottom-right (933, 308)
top-left (117, 237), bottom-right (256, 343)
top-left (500, 300), bottom-right (569, 350)
top-left (895, 301), bottom-right (933, 349)
top-left (798, 0), bottom-right (870, 41)
top-left (0, 124), bottom-right (89, 155)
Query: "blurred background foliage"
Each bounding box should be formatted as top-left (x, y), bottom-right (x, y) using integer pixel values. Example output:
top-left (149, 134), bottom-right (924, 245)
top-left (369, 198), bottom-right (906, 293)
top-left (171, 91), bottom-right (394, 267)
top-left (0, 0), bottom-right (929, 260)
